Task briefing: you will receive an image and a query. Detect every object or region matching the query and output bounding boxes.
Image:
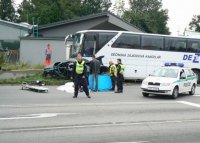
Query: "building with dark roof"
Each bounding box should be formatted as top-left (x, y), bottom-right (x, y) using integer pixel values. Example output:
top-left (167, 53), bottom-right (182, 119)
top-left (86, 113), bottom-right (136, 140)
top-left (38, 12), bottom-right (144, 38)
top-left (0, 20), bottom-right (30, 40)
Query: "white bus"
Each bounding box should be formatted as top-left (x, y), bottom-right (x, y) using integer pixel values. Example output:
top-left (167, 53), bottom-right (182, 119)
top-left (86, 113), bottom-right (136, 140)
top-left (65, 30), bottom-right (200, 82)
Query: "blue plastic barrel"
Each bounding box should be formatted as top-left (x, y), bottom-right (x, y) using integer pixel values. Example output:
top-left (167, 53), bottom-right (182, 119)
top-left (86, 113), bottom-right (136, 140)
top-left (88, 74), bottom-right (112, 91)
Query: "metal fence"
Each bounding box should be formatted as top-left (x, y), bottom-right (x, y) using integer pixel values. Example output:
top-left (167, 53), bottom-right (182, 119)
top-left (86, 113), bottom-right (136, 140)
top-left (0, 40), bottom-right (20, 64)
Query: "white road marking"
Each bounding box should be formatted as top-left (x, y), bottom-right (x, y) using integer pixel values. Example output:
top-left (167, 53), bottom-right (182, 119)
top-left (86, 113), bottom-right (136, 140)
top-left (193, 94), bottom-right (200, 97)
top-left (0, 113), bottom-right (56, 120)
top-left (0, 101), bottom-right (177, 108)
top-left (1, 119), bottom-right (200, 133)
top-left (0, 113), bottom-right (77, 120)
top-left (111, 141), bottom-right (148, 143)
top-left (177, 101), bottom-right (200, 108)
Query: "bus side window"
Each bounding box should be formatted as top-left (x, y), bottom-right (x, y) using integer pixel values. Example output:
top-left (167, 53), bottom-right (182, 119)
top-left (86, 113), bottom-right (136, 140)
top-left (187, 39), bottom-right (200, 53)
top-left (111, 33), bottom-right (140, 49)
top-left (97, 32), bottom-right (117, 53)
top-left (141, 36), bottom-right (164, 50)
top-left (165, 38), bottom-right (186, 52)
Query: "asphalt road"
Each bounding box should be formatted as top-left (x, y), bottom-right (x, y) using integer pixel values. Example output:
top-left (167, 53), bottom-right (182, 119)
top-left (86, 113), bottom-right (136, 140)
top-left (0, 84), bottom-right (200, 143)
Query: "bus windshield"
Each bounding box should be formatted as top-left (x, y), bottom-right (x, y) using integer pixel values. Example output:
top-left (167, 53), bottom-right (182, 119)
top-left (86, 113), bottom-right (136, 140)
top-left (66, 31), bottom-right (117, 58)
top-left (70, 33), bottom-right (84, 58)
top-left (82, 32), bottom-right (117, 57)
top-left (82, 33), bottom-right (97, 57)
top-left (69, 32), bottom-right (96, 58)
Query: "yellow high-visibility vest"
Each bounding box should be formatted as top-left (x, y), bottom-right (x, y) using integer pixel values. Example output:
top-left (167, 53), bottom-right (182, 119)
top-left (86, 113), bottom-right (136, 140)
top-left (109, 64), bottom-right (117, 77)
top-left (119, 64), bottom-right (125, 74)
top-left (76, 61), bottom-right (85, 74)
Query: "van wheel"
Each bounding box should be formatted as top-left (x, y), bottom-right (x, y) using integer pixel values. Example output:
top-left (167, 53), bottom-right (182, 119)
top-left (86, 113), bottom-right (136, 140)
top-left (142, 92), bottom-right (149, 97)
top-left (193, 70), bottom-right (200, 84)
top-left (189, 84), bottom-right (196, 95)
top-left (172, 87), bottom-right (179, 99)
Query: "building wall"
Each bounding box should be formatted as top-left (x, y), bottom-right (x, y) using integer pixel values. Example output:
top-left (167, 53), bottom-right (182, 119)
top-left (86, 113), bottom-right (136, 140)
top-left (91, 21), bottom-right (125, 30)
top-left (0, 24), bottom-right (28, 63)
top-left (20, 38), bottom-right (66, 65)
top-left (0, 24), bottom-right (28, 40)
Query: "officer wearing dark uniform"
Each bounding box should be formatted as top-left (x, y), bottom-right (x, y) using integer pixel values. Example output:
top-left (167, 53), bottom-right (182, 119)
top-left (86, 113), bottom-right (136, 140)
top-left (109, 61), bottom-right (117, 91)
top-left (72, 53), bottom-right (91, 98)
top-left (90, 55), bottom-right (100, 92)
top-left (115, 59), bottom-right (125, 93)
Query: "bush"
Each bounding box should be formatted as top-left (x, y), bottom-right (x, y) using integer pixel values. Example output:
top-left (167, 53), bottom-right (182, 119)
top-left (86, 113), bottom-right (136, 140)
top-left (0, 73), bottom-right (69, 85)
top-left (2, 63), bottom-right (44, 70)
top-left (0, 55), bottom-right (5, 70)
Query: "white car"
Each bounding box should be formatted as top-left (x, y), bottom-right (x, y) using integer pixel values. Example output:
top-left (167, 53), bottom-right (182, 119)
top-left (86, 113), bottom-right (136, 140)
top-left (141, 64), bottom-right (197, 99)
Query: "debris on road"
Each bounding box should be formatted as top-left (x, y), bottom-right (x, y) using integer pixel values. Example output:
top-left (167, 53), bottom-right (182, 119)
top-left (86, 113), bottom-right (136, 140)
top-left (21, 80), bottom-right (49, 93)
top-left (57, 82), bottom-right (74, 93)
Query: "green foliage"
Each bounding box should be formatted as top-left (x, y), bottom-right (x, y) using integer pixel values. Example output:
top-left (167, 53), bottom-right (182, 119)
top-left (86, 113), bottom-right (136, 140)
top-left (17, 0), bottom-right (35, 23)
top-left (2, 63), bottom-right (44, 70)
top-left (17, 0), bottom-right (64, 24)
top-left (189, 15), bottom-right (200, 32)
top-left (1, 0), bottom-right (170, 34)
top-left (0, 73), bottom-right (68, 85)
top-left (80, 0), bottom-right (112, 16)
top-left (17, 0), bottom-right (112, 24)
top-left (59, 0), bottom-right (82, 20)
top-left (0, 54), bottom-right (5, 67)
top-left (122, 0), bottom-right (170, 34)
top-left (0, 0), bottom-right (16, 21)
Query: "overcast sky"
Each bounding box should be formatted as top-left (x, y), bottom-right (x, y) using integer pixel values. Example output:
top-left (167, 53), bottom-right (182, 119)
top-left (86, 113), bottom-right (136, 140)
top-left (14, 0), bottom-right (200, 35)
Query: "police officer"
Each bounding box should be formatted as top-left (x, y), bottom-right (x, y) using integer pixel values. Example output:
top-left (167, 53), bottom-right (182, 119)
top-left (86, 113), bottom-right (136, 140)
top-left (109, 61), bottom-right (117, 91)
top-left (115, 59), bottom-right (125, 93)
top-left (90, 55), bottom-right (100, 92)
top-left (72, 53), bottom-right (91, 98)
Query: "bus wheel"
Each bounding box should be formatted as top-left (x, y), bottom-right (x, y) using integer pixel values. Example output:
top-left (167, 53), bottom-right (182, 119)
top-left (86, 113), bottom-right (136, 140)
top-left (172, 87), bottom-right (179, 99)
top-left (142, 92), bottom-right (149, 97)
top-left (189, 84), bottom-right (196, 95)
top-left (193, 70), bottom-right (200, 83)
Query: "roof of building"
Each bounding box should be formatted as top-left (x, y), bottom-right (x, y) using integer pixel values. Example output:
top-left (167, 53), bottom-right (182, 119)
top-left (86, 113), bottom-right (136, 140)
top-left (0, 19), bottom-right (30, 31)
top-left (39, 12), bottom-right (144, 33)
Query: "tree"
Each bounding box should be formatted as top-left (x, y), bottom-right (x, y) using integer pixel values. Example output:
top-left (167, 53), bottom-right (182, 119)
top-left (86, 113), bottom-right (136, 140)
top-left (122, 0), bottom-right (169, 34)
top-left (189, 15), bottom-right (200, 32)
top-left (112, 0), bottom-right (125, 17)
top-left (17, 0), bottom-right (112, 25)
top-left (80, 0), bottom-right (112, 16)
top-left (60, 0), bottom-right (82, 20)
top-left (17, 0), bottom-right (34, 23)
top-left (17, 0), bottom-right (67, 24)
top-left (33, 0), bottom-right (64, 24)
top-left (0, 0), bottom-right (16, 21)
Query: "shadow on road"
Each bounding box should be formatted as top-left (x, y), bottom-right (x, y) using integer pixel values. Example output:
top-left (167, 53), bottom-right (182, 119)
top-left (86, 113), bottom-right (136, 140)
top-left (145, 94), bottom-right (190, 100)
